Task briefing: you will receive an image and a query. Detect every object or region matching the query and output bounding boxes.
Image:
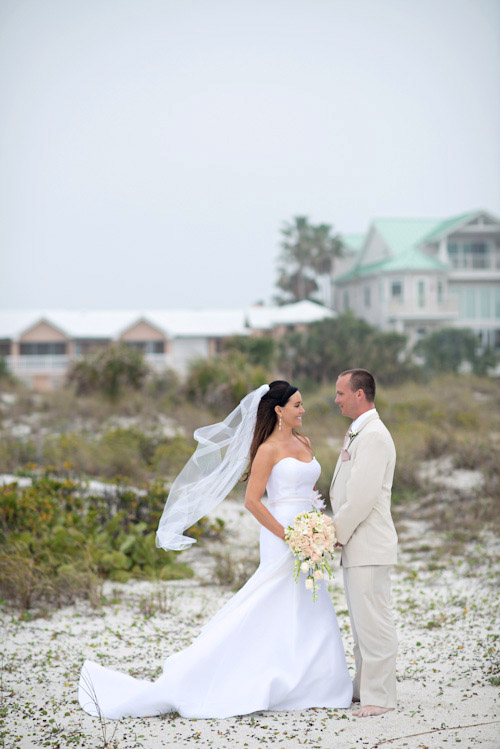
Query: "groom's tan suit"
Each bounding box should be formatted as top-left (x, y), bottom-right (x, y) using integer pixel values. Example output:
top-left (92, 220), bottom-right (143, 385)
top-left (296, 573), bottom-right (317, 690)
top-left (330, 410), bottom-right (398, 708)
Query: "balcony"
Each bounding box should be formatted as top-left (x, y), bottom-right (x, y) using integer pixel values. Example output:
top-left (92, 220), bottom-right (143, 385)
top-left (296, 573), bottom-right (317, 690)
top-left (5, 353), bottom-right (174, 376)
top-left (144, 353), bottom-right (174, 371)
top-left (6, 355), bottom-right (70, 372)
top-left (386, 298), bottom-right (458, 320)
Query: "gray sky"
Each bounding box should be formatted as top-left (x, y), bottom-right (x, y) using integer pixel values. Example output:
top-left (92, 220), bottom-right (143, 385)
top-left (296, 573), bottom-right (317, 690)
top-left (1, 0), bottom-right (499, 310)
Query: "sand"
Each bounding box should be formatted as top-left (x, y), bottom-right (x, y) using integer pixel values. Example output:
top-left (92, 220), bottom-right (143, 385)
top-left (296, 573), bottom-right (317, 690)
top-left (2, 490), bottom-right (499, 749)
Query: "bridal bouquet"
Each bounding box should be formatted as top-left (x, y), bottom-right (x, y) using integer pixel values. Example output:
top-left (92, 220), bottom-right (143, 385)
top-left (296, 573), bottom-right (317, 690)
top-left (284, 508), bottom-right (336, 602)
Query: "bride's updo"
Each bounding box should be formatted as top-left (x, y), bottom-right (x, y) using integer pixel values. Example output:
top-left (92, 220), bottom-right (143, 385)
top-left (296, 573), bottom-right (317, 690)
top-left (243, 380), bottom-right (299, 480)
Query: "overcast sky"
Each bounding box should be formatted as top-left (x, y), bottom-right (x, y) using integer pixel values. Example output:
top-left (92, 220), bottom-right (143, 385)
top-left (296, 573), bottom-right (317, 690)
top-left (1, 0), bottom-right (499, 310)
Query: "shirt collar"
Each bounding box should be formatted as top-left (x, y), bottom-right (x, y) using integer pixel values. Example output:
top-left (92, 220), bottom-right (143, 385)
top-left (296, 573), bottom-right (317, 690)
top-left (350, 407), bottom-right (378, 434)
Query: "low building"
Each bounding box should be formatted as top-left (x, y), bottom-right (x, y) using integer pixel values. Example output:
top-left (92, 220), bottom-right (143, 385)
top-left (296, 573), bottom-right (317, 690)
top-left (0, 301), bottom-right (333, 390)
top-left (334, 210), bottom-right (500, 350)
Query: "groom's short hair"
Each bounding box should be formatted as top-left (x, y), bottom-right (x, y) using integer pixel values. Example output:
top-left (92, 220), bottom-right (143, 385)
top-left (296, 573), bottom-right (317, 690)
top-left (339, 368), bottom-right (376, 403)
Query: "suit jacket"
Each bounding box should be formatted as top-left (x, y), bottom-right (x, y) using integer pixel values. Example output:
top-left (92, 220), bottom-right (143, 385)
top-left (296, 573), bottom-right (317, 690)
top-left (330, 411), bottom-right (398, 568)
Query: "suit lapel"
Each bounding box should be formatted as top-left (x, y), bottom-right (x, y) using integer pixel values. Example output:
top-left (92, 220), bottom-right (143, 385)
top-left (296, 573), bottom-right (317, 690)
top-left (330, 412), bottom-right (381, 492)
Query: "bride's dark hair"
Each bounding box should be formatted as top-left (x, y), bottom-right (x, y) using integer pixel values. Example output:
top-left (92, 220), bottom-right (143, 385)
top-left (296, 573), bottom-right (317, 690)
top-left (242, 380), bottom-right (308, 481)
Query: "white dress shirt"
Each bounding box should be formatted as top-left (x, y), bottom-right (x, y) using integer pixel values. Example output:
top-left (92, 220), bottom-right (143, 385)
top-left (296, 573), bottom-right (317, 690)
top-left (350, 408), bottom-right (378, 434)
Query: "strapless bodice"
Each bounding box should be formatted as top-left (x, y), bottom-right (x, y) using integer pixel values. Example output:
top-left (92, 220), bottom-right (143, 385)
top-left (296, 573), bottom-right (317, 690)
top-left (266, 457), bottom-right (321, 506)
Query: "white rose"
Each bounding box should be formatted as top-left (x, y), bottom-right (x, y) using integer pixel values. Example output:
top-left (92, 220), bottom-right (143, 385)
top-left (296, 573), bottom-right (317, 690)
top-left (313, 570), bottom-right (323, 580)
top-left (300, 561), bottom-right (310, 573)
top-left (305, 578), bottom-right (314, 590)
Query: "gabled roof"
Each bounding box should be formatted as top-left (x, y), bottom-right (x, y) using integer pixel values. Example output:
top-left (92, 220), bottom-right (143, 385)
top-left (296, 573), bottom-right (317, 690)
top-left (334, 211), bottom-right (500, 284)
top-left (340, 233), bottom-right (365, 254)
top-left (247, 300), bottom-right (334, 330)
top-left (372, 218), bottom-right (443, 255)
top-left (0, 303), bottom-right (334, 341)
top-left (335, 248), bottom-right (448, 283)
top-left (418, 210), bottom-right (499, 244)
top-left (145, 309), bottom-right (248, 338)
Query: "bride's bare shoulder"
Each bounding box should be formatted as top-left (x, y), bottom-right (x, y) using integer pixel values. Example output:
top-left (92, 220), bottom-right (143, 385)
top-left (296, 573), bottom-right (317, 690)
top-left (251, 441), bottom-right (277, 473)
top-left (296, 433), bottom-right (312, 449)
top-left (256, 440), bottom-right (277, 459)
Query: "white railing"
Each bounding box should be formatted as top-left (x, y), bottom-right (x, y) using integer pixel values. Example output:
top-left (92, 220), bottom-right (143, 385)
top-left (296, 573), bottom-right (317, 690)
top-left (6, 355), bottom-right (70, 372)
top-left (5, 353), bottom-right (174, 375)
top-left (144, 353), bottom-right (174, 371)
top-left (386, 298), bottom-right (458, 318)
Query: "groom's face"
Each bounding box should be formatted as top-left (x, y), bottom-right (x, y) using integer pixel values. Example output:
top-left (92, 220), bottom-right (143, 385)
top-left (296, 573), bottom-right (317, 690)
top-left (335, 374), bottom-right (360, 420)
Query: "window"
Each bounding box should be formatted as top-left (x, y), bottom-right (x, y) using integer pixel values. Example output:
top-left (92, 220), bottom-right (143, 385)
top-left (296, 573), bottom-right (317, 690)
top-left (448, 242), bottom-right (459, 268)
top-left (451, 285), bottom-right (496, 319)
top-left (479, 289), bottom-right (491, 318)
top-left (437, 281), bottom-right (443, 304)
top-left (391, 281), bottom-right (403, 301)
top-left (417, 280), bottom-right (425, 308)
top-left (364, 286), bottom-right (371, 308)
top-left (447, 240), bottom-right (491, 269)
top-left (125, 341), bottom-right (165, 354)
top-left (468, 243), bottom-right (489, 269)
top-left (20, 342), bottom-right (66, 355)
top-left (75, 339), bottom-right (110, 355)
top-left (0, 340), bottom-right (10, 356)
top-left (465, 288), bottom-right (476, 318)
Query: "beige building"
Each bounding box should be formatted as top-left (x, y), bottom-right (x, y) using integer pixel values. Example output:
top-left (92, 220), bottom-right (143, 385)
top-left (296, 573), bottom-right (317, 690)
top-left (0, 302), bottom-right (334, 391)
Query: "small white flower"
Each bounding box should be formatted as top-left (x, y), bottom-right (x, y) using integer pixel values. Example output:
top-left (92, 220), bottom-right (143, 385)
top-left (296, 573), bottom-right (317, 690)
top-left (305, 578), bottom-right (314, 590)
top-left (313, 570), bottom-right (323, 580)
top-left (300, 561), bottom-right (310, 573)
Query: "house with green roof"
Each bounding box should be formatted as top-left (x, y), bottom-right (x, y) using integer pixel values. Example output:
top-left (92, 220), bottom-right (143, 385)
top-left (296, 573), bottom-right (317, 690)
top-left (334, 209), bottom-right (500, 350)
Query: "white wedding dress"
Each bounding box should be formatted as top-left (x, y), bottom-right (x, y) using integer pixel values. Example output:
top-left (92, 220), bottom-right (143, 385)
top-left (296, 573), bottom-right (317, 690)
top-left (79, 457), bottom-right (353, 719)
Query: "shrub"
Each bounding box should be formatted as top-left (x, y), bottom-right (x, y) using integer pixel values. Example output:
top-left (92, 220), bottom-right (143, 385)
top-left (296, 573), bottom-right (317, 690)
top-left (0, 356), bottom-right (16, 385)
top-left (222, 335), bottom-right (276, 370)
top-left (67, 344), bottom-right (150, 399)
top-left (186, 351), bottom-right (270, 411)
top-left (0, 475), bottom-right (225, 609)
top-left (33, 428), bottom-right (195, 484)
top-left (415, 327), bottom-right (494, 375)
top-left (277, 313), bottom-right (417, 387)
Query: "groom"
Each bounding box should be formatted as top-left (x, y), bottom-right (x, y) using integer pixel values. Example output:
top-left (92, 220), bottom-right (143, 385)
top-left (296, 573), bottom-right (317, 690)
top-left (330, 368), bottom-right (398, 718)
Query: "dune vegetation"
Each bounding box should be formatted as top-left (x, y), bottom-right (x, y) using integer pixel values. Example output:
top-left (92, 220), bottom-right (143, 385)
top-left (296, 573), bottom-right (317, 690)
top-left (1, 348), bottom-right (499, 615)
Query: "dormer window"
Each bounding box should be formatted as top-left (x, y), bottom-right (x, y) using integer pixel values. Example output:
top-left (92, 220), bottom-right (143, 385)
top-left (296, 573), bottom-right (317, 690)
top-left (447, 240), bottom-right (491, 269)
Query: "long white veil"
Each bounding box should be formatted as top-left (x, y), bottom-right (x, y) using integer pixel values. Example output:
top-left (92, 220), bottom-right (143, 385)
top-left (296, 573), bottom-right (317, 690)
top-left (156, 384), bottom-right (270, 551)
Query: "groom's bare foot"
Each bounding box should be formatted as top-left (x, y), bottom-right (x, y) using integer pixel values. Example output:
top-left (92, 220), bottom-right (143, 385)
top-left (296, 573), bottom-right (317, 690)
top-left (353, 705), bottom-right (393, 717)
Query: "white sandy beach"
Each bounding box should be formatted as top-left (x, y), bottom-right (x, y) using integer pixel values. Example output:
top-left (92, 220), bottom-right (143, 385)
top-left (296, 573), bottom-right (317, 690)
top-left (2, 479), bottom-right (500, 749)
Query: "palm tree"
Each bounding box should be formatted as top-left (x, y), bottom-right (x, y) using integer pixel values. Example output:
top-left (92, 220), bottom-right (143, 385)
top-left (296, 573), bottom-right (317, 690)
top-left (274, 216), bottom-right (343, 305)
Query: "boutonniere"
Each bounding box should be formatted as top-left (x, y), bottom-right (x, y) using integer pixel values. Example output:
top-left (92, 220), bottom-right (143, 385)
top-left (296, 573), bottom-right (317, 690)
top-left (341, 431), bottom-right (359, 462)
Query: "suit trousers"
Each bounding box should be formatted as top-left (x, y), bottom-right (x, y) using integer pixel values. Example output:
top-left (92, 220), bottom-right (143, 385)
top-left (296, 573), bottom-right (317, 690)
top-left (342, 565), bottom-right (398, 708)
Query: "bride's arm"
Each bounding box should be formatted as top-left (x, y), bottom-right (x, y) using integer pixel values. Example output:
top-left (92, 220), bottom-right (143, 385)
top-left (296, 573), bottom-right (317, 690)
top-left (244, 445), bottom-right (286, 541)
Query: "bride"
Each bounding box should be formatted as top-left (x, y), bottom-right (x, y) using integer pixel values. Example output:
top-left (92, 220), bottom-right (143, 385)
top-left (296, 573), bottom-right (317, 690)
top-left (79, 381), bottom-right (353, 719)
